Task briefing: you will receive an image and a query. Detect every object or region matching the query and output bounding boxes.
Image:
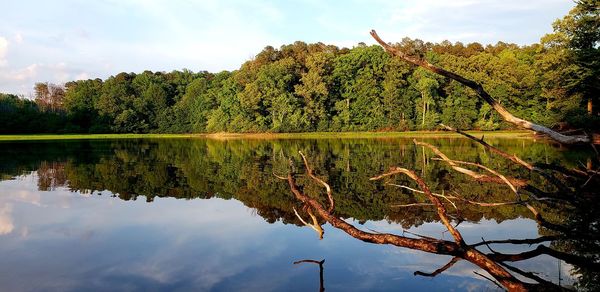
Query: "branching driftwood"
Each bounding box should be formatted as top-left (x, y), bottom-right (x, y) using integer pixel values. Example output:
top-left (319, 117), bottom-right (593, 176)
top-left (280, 148), bottom-right (600, 291)
top-left (282, 152), bottom-right (575, 292)
top-left (369, 30), bottom-right (590, 145)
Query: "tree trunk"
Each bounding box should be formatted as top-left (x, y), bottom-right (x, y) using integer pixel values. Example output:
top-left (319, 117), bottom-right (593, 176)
top-left (422, 95), bottom-right (426, 127)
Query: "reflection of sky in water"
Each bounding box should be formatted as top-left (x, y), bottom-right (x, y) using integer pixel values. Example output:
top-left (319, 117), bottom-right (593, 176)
top-left (0, 174), bottom-right (575, 291)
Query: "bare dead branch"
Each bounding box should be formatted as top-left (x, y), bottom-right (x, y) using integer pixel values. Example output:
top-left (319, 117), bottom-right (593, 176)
top-left (499, 263), bottom-right (571, 291)
top-left (439, 124), bottom-right (577, 192)
top-left (388, 184), bottom-right (522, 207)
top-left (486, 244), bottom-right (600, 270)
top-left (439, 124), bottom-right (534, 170)
top-left (293, 259), bottom-right (325, 265)
top-left (273, 172), bottom-right (288, 180)
top-left (414, 257), bottom-right (461, 277)
top-left (371, 166), bottom-right (464, 244)
top-left (473, 271), bottom-right (507, 291)
top-left (414, 139), bottom-right (527, 188)
top-left (390, 202), bottom-right (434, 208)
top-left (434, 158), bottom-right (519, 194)
top-left (293, 259), bottom-right (325, 292)
top-left (289, 172), bottom-right (459, 253)
top-left (471, 236), bottom-right (560, 247)
top-left (370, 30), bottom-right (590, 145)
top-left (293, 207), bottom-right (324, 240)
top-left (299, 151), bottom-right (335, 212)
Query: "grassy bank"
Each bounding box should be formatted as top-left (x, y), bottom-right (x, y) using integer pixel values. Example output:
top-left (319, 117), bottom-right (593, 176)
top-left (0, 133), bottom-right (196, 141)
top-left (0, 131), bottom-right (533, 141)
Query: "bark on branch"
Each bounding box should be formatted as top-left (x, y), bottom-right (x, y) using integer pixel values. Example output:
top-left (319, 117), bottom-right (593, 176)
top-left (370, 30), bottom-right (590, 145)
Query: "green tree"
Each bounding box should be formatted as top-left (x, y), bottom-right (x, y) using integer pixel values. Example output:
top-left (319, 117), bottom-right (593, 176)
top-left (412, 69), bottom-right (440, 130)
top-left (63, 79), bottom-right (104, 132)
top-left (294, 51), bottom-right (336, 130)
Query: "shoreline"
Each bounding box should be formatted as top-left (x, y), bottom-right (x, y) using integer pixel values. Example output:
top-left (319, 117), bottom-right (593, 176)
top-left (0, 131), bottom-right (534, 141)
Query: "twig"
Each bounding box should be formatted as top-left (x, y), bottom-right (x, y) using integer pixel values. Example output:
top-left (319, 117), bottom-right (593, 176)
top-left (474, 271), bottom-right (508, 291)
top-left (390, 202), bottom-right (434, 208)
top-left (471, 236), bottom-right (560, 247)
top-left (414, 257), bottom-right (460, 277)
top-left (293, 207), bottom-right (324, 240)
top-left (433, 158), bottom-right (519, 194)
top-left (499, 263), bottom-right (569, 291)
top-left (294, 259), bottom-right (325, 265)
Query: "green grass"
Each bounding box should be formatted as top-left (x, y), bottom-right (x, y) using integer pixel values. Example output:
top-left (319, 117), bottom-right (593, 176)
top-left (0, 131), bottom-right (533, 141)
top-left (0, 133), bottom-right (196, 141)
top-left (208, 131), bottom-right (532, 139)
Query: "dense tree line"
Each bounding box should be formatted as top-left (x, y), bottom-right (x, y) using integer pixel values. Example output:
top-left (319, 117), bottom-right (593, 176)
top-left (0, 2), bottom-right (597, 134)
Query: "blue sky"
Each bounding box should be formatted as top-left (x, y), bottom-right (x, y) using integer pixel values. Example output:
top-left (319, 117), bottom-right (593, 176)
top-left (0, 0), bottom-right (575, 95)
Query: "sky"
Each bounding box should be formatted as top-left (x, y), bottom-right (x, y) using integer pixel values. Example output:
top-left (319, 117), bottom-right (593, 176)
top-left (0, 0), bottom-right (576, 95)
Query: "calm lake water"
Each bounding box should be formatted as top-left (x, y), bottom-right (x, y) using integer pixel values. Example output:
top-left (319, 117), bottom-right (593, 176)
top-left (0, 137), bottom-right (597, 291)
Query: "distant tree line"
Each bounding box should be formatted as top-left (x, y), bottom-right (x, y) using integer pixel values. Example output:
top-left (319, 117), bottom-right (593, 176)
top-left (0, 2), bottom-right (597, 134)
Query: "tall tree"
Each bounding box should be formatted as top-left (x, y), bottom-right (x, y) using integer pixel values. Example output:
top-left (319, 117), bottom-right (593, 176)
top-left (34, 82), bottom-right (65, 112)
top-left (544, 0), bottom-right (600, 116)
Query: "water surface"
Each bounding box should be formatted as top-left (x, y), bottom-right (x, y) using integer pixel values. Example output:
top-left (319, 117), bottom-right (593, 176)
top-left (0, 137), bottom-right (596, 291)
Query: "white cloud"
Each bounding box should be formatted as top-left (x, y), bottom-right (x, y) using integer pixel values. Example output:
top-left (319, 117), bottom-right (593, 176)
top-left (14, 33), bottom-right (23, 44)
top-left (0, 204), bottom-right (14, 235)
top-left (75, 72), bottom-right (89, 80)
top-left (0, 36), bottom-right (8, 67)
top-left (0, 64), bottom-right (38, 82)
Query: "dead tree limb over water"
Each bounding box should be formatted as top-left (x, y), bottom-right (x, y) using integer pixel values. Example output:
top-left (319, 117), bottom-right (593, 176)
top-left (369, 30), bottom-right (591, 145)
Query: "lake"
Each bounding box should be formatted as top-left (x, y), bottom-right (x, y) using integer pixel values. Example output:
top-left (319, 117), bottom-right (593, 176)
top-left (0, 137), bottom-right (597, 291)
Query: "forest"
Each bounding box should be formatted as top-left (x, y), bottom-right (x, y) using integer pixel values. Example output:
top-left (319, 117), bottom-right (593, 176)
top-left (0, 2), bottom-right (597, 134)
